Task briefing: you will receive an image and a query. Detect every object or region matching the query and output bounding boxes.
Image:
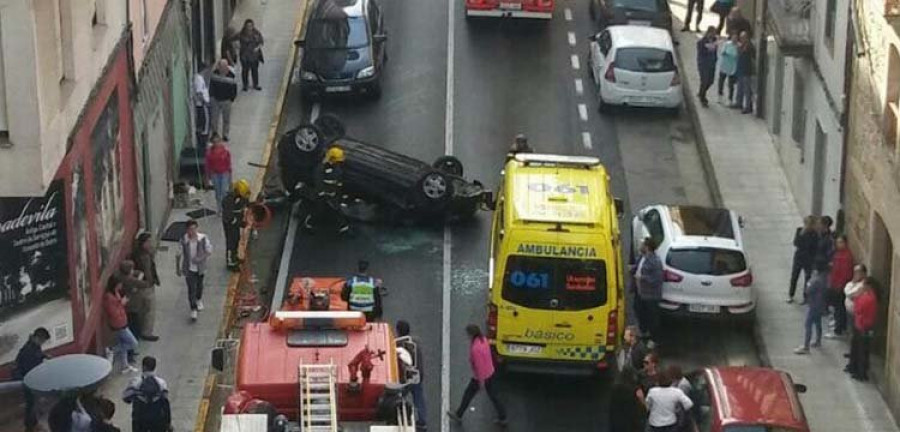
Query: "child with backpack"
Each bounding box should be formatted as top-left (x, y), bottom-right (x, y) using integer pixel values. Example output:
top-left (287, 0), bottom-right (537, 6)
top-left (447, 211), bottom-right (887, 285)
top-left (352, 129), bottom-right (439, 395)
top-left (122, 356), bottom-right (172, 432)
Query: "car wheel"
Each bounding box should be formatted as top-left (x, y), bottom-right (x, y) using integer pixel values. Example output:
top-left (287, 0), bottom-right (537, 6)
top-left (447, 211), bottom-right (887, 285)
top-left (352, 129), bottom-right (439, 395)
top-left (417, 171), bottom-right (453, 204)
top-left (313, 114), bottom-right (346, 143)
top-left (292, 124), bottom-right (322, 154)
top-left (432, 155), bottom-right (464, 177)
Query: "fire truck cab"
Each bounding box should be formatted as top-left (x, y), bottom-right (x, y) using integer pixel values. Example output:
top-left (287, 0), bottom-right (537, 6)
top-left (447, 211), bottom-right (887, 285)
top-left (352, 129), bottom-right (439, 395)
top-left (465, 0), bottom-right (554, 19)
top-left (215, 277), bottom-right (419, 432)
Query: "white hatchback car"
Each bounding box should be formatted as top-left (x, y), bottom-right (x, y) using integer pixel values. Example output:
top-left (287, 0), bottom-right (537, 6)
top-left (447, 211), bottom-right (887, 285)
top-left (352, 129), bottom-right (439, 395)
top-left (588, 25), bottom-right (683, 111)
top-left (631, 205), bottom-right (755, 321)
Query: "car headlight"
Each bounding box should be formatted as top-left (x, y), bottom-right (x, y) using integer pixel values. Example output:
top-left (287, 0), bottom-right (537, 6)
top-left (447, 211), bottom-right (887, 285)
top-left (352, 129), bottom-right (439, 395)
top-left (300, 71), bottom-right (318, 81)
top-left (357, 66), bottom-right (376, 79)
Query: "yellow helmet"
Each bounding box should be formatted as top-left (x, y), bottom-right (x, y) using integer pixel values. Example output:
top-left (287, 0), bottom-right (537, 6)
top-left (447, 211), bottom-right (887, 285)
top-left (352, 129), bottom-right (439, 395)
top-left (325, 146), bottom-right (346, 163)
top-left (233, 179), bottom-right (251, 198)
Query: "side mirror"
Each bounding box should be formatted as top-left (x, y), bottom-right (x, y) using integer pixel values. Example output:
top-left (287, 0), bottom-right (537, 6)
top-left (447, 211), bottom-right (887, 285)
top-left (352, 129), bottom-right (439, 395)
top-left (294, 39), bottom-right (305, 47)
top-left (211, 347), bottom-right (225, 372)
top-left (588, 33), bottom-right (598, 41)
top-left (373, 34), bottom-right (387, 43)
top-left (482, 191), bottom-right (496, 211)
top-left (794, 383), bottom-right (808, 394)
top-left (738, 216), bottom-right (746, 228)
top-left (614, 198), bottom-right (625, 219)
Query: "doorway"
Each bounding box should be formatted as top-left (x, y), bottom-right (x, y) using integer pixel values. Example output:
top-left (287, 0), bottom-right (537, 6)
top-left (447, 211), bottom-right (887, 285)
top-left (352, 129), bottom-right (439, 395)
top-left (870, 212), bottom-right (893, 365)
top-left (812, 121), bottom-right (827, 215)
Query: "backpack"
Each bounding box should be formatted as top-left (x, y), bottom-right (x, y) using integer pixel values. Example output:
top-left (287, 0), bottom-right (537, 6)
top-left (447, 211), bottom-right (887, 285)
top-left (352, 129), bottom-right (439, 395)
top-left (133, 376), bottom-right (171, 429)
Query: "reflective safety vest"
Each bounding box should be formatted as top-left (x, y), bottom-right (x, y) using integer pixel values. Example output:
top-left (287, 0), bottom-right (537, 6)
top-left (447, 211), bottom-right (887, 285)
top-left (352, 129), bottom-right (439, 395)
top-left (347, 276), bottom-right (376, 312)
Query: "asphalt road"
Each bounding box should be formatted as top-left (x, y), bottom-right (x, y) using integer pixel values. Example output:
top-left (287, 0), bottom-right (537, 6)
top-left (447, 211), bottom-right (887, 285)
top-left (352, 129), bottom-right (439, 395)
top-left (274, 0), bottom-right (759, 430)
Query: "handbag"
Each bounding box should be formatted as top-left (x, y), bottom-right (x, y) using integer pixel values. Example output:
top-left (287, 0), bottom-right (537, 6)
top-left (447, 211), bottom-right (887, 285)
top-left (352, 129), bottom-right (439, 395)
top-left (710, 1), bottom-right (728, 15)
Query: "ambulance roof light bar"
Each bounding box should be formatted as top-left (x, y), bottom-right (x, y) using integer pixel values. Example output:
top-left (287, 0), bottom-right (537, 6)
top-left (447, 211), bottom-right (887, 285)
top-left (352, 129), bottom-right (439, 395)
top-left (271, 310), bottom-right (366, 330)
top-left (514, 153), bottom-right (601, 167)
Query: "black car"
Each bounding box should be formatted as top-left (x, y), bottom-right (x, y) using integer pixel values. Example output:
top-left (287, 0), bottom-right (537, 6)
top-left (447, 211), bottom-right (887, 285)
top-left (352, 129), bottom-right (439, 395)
top-left (278, 115), bottom-right (490, 220)
top-left (296, 0), bottom-right (387, 99)
top-left (588, 0), bottom-right (672, 30)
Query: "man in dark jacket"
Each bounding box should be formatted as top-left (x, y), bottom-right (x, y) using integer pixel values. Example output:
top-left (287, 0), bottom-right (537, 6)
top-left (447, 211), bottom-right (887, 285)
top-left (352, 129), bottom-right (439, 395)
top-left (696, 27), bottom-right (719, 107)
top-left (123, 356), bottom-right (172, 432)
top-left (731, 31), bottom-right (755, 114)
top-left (794, 259), bottom-right (829, 354)
top-left (616, 326), bottom-right (648, 372)
top-left (117, 260), bottom-right (152, 341)
top-left (209, 59), bottom-right (238, 141)
top-left (304, 147), bottom-right (351, 234)
top-left (789, 216), bottom-right (818, 304)
top-left (725, 7), bottom-right (752, 37)
top-left (222, 179), bottom-right (250, 270)
top-left (632, 238), bottom-right (663, 341)
top-left (16, 327), bottom-right (50, 432)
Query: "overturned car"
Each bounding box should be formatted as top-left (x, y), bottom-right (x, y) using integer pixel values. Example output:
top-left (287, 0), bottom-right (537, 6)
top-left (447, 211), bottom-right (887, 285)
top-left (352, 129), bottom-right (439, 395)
top-left (278, 115), bottom-right (491, 221)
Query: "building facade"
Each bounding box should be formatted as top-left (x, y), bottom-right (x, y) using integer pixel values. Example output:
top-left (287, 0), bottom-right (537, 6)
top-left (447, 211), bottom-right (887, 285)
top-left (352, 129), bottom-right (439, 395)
top-left (844, 0), bottom-right (900, 419)
top-left (0, 0), bottom-right (139, 373)
top-left (763, 0), bottom-right (850, 219)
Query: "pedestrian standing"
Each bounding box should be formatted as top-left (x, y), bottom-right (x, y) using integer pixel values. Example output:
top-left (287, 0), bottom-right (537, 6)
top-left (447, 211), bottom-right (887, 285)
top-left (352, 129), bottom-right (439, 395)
top-left (447, 325), bottom-right (507, 426)
top-left (814, 215), bottom-right (835, 265)
top-left (205, 136), bottom-right (233, 207)
top-left (15, 327), bottom-right (50, 432)
top-left (681, 0), bottom-right (704, 32)
top-left (176, 220), bottom-right (213, 322)
top-left (794, 259), bottom-right (829, 354)
top-left (238, 19), bottom-right (265, 91)
top-left (847, 277), bottom-right (878, 381)
top-left (710, 0), bottom-right (735, 34)
top-left (638, 352), bottom-right (662, 393)
top-left (731, 31), bottom-right (755, 114)
top-left (221, 27), bottom-right (239, 66)
top-left (102, 277), bottom-right (140, 373)
top-left (116, 260), bottom-right (152, 341)
top-left (632, 237), bottom-right (663, 342)
top-left (92, 397), bottom-right (121, 432)
top-left (193, 65), bottom-right (210, 157)
top-left (644, 369), bottom-right (694, 432)
top-left (209, 59), bottom-right (238, 141)
top-left (788, 216), bottom-right (818, 304)
top-left (123, 356), bottom-right (172, 432)
top-left (725, 7), bottom-right (752, 37)
top-left (617, 325), bottom-right (648, 372)
top-left (696, 27), bottom-right (719, 107)
top-left (223, 179), bottom-right (250, 270)
top-left (608, 367), bottom-right (647, 432)
top-left (825, 235), bottom-right (854, 338)
top-left (395, 320), bottom-right (427, 430)
top-left (131, 232), bottom-right (160, 341)
top-left (716, 32), bottom-right (739, 105)
top-left (844, 264), bottom-right (868, 325)
top-left (341, 260), bottom-right (384, 321)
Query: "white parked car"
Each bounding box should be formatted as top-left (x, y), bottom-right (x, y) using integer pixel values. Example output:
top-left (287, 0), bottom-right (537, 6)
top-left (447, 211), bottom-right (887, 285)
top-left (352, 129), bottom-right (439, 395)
top-left (588, 25), bottom-right (683, 112)
top-left (631, 205), bottom-right (755, 321)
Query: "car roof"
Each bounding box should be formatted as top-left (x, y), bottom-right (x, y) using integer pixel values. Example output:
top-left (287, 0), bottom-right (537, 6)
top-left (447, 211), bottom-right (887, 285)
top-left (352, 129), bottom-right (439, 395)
top-left (505, 155), bottom-right (611, 227)
top-left (607, 25), bottom-right (673, 50)
top-left (707, 367), bottom-right (808, 430)
top-left (312, 0), bottom-right (366, 19)
top-left (660, 205), bottom-right (742, 249)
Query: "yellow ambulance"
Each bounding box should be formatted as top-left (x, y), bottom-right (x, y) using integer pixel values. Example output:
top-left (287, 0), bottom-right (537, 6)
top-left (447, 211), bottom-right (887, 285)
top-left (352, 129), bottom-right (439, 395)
top-left (487, 153), bottom-right (625, 374)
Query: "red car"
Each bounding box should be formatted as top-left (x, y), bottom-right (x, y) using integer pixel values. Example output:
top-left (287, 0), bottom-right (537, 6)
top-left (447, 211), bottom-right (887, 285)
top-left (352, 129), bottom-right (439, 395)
top-left (688, 367), bottom-right (811, 432)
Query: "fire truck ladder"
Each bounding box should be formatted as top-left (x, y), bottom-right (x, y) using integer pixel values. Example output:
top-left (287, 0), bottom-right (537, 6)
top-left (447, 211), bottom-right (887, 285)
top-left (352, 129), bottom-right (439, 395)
top-left (298, 362), bottom-right (339, 432)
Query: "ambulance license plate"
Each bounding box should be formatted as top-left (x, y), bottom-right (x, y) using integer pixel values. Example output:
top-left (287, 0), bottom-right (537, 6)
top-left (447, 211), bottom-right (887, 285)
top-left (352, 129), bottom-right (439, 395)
top-left (506, 343), bottom-right (542, 355)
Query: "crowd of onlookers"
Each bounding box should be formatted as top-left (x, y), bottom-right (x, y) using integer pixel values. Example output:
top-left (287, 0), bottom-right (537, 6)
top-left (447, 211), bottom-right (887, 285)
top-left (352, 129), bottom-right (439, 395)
top-left (789, 215), bottom-right (879, 382)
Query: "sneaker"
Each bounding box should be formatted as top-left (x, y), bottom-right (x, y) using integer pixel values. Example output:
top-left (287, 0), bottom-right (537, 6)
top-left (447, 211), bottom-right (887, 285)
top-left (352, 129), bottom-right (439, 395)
top-left (121, 364), bottom-right (140, 374)
top-left (254, 86), bottom-right (262, 91)
top-left (141, 334), bottom-right (160, 342)
top-left (811, 341), bottom-right (822, 348)
top-left (786, 297), bottom-right (794, 304)
top-left (824, 332), bottom-right (841, 339)
top-left (446, 412), bottom-right (462, 423)
top-left (793, 346), bottom-right (810, 355)
top-left (191, 310), bottom-right (198, 321)
top-left (680, 26), bottom-right (690, 32)
top-left (197, 300), bottom-right (204, 311)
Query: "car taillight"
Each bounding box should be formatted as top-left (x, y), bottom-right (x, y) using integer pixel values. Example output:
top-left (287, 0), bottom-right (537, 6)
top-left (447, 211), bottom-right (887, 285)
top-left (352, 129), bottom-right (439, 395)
top-left (663, 269), bottom-right (683, 283)
top-left (606, 310), bottom-right (618, 346)
top-left (487, 303), bottom-right (498, 339)
top-left (730, 272), bottom-right (753, 287)
top-left (605, 63), bottom-right (617, 82)
top-left (670, 70), bottom-right (681, 86)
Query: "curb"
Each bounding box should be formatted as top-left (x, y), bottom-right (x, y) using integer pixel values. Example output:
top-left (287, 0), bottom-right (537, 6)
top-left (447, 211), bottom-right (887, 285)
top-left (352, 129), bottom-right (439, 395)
top-left (672, 25), bottom-right (769, 368)
top-left (191, 2), bottom-right (311, 430)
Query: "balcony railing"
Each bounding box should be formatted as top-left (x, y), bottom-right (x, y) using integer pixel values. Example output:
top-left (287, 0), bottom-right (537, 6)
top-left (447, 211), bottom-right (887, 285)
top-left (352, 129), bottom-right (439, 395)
top-left (768, 0), bottom-right (813, 56)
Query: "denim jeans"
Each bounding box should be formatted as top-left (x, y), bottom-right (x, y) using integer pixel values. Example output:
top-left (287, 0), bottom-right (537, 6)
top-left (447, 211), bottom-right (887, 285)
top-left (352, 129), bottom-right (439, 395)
top-left (212, 172), bottom-right (232, 207)
top-left (113, 327), bottom-right (139, 369)
top-left (186, 271), bottom-right (205, 311)
top-left (410, 382), bottom-right (427, 426)
top-left (735, 75), bottom-right (754, 112)
top-left (803, 308), bottom-right (822, 349)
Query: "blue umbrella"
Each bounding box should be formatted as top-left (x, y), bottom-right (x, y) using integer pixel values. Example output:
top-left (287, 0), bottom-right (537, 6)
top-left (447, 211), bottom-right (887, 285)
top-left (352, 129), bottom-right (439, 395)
top-left (23, 354), bottom-right (112, 393)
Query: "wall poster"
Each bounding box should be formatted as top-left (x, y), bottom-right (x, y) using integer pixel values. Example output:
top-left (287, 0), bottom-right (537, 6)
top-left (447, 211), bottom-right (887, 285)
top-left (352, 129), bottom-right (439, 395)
top-left (91, 90), bottom-right (125, 275)
top-left (71, 161), bottom-right (91, 321)
top-left (0, 180), bottom-right (72, 365)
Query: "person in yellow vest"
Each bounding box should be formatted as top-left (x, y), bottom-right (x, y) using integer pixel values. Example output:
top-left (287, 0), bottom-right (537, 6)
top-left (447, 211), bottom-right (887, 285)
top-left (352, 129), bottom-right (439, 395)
top-left (341, 260), bottom-right (383, 321)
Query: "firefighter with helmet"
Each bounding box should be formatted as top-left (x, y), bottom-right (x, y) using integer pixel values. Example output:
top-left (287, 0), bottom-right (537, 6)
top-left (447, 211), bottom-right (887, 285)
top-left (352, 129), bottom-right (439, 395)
top-left (341, 260), bottom-right (384, 321)
top-left (303, 146), bottom-right (351, 234)
top-left (223, 179), bottom-right (250, 270)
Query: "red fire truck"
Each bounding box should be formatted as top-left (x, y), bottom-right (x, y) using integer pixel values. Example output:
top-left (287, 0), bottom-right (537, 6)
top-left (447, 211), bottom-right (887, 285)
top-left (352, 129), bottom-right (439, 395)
top-left (465, 0), bottom-right (554, 19)
top-left (214, 277), bottom-right (419, 432)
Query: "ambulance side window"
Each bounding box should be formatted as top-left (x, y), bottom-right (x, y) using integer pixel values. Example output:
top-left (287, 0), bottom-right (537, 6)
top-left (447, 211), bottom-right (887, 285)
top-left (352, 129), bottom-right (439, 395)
top-left (643, 210), bottom-right (664, 246)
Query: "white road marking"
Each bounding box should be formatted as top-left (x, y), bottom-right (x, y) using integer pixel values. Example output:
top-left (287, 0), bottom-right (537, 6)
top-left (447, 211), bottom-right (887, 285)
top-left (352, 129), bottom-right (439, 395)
top-left (568, 31), bottom-right (576, 46)
top-left (578, 103), bottom-right (588, 121)
top-left (310, 103), bottom-right (321, 122)
top-left (442, 0), bottom-right (456, 428)
top-left (575, 78), bottom-right (584, 95)
top-left (571, 54), bottom-right (580, 70)
top-left (582, 132), bottom-right (593, 149)
top-left (564, 7), bottom-right (572, 21)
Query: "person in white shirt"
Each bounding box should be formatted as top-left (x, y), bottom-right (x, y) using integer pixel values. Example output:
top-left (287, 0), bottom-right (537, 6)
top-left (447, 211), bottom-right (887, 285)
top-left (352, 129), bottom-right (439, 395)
top-left (645, 369), bottom-right (694, 431)
top-left (176, 220), bottom-right (213, 321)
top-left (844, 264), bottom-right (868, 319)
top-left (193, 64), bottom-right (211, 156)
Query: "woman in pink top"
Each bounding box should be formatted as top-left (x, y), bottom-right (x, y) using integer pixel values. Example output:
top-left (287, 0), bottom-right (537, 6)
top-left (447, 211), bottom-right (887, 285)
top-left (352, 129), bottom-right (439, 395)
top-left (448, 324), bottom-right (508, 426)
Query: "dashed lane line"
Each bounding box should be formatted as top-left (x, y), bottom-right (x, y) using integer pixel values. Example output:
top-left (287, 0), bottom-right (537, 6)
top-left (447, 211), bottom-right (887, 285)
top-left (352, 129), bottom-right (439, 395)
top-left (567, 31), bottom-right (576, 46)
top-left (575, 79), bottom-right (584, 96)
top-left (578, 103), bottom-right (588, 122)
top-left (582, 132), bottom-right (593, 149)
top-left (564, 7), bottom-right (572, 21)
top-left (570, 54), bottom-right (580, 70)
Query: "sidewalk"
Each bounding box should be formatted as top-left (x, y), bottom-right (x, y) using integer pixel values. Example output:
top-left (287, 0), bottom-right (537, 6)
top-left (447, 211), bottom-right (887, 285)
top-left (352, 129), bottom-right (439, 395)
top-left (669, 1), bottom-right (899, 430)
top-left (91, 1), bottom-right (302, 431)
